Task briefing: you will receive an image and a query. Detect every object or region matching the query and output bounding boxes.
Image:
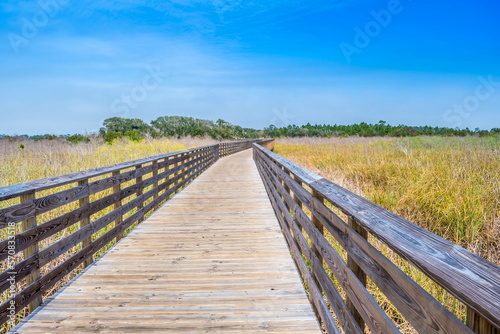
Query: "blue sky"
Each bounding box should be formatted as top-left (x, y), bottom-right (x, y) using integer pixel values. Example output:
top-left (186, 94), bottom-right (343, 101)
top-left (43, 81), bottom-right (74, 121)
top-left (0, 0), bottom-right (499, 135)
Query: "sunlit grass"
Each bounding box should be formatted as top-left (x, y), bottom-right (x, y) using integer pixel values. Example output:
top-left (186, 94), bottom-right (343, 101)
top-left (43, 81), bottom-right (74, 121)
top-left (274, 135), bottom-right (500, 332)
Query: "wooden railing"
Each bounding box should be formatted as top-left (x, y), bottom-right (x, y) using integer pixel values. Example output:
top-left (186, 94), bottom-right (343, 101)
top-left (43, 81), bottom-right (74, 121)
top-left (253, 143), bottom-right (500, 334)
top-left (0, 139), bottom-right (268, 328)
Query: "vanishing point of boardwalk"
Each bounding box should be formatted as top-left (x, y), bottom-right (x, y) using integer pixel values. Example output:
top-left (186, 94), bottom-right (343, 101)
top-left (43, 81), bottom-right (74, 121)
top-left (13, 150), bottom-right (322, 333)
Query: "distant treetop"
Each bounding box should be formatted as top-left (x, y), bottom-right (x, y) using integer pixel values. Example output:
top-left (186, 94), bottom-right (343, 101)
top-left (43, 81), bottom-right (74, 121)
top-left (1, 116), bottom-right (499, 143)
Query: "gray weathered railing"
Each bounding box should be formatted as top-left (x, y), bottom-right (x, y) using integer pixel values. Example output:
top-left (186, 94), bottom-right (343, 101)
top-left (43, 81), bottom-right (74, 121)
top-left (253, 143), bottom-right (500, 334)
top-left (0, 139), bottom-right (269, 329)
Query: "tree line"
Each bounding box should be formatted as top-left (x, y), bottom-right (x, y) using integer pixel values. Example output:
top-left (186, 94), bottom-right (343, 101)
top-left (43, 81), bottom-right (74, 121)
top-left (1, 116), bottom-right (499, 143)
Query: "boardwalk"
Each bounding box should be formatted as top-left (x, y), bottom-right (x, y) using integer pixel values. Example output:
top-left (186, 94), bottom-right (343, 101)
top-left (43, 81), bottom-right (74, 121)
top-left (12, 150), bottom-right (321, 333)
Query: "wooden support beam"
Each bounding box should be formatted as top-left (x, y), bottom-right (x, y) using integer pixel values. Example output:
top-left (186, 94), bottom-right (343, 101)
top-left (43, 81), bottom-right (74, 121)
top-left (78, 179), bottom-right (92, 268)
top-left (112, 171), bottom-right (123, 242)
top-left (20, 192), bottom-right (41, 313)
top-left (467, 307), bottom-right (499, 334)
top-left (152, 160), bottom-right (159, 210)
top-left (135, 165), bottom-right (144, 224)
top-left (293, 175), bottom-right (303, 232)
top-left (347, 216), bottom-right (368, 332)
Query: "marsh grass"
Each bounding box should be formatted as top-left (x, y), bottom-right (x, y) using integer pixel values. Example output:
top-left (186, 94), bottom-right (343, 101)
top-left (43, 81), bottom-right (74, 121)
top-left (275, 136), bottom-right (500, 333)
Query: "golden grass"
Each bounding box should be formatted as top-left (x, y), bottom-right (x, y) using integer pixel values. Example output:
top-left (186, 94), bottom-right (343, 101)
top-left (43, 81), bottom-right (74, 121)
top-left (274, 136), bottom-right (500, 332)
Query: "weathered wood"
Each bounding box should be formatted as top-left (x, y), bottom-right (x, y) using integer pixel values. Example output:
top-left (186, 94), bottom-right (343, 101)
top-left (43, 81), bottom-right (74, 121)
top-left (257, 160), bottom-right (359, 334)
top-left (9, 148), bottom-right (319, 334)
top-left (0, 141), bottom-right (253, 204)
top-left (20, 192), bottom-right (41, 313)
top-left (1, 156), bottom-right (216, 298)
top-left (0, 199), bottom-right (35, 228)
top-left (254, 143), bottom-right (500, 330)
top-left (135, 165), bottom-right (144, 225)
top-left (310, 196), bottom-right (472, 334)
top-left (0, 202), bottom-right (147, 325)
top-left (112, 171), bottom-right (123, 243)
top-left (347, 216), bottom-right (367, 331)
top-left (257, 154), bottom-right (400, 334)
top-left (0, 204), bottom-right (89, 262)
top-left (0, 140), bottom-right (269, 329)
top-left (310, 189), bottom-right (324, 292)
top-left (467, 307), bottom-right (499, 334)
top-left (293, 175), bottom-right (304, 233)
top-left (0, 188), bottom-right (151, 294)
top-left (78, 179), bottom-right (92, 268)
top-left (0, 143), bottom-right (222, 202)
top-left (152, 160), bottom-right (159, 210)
top-left (255, 158), bottom-right (337, 334)
top-left (312, 178), bottom-right (500, 330)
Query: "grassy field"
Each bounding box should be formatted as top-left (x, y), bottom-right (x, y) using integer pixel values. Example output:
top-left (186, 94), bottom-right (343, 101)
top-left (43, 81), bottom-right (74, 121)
top-left (1, 136), bottom-right (498, 333)
top-left (274, 136), bottom-right (500, 332)
top-left (0, 137), bottom-right (217, 333)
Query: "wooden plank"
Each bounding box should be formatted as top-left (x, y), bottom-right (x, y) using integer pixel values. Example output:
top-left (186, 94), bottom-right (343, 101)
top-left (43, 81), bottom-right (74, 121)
top-left (256, 159), bottom-right (359, 334)
top-left (152, 160), bottom-right (159, 210)
top-left (0, 144), bottom-right (225, 201)
top-left (257, 162), bottom-right (340, 334)
top-left (10, 149), bottom-right (320, 334)
top-left (20, 192), bottom-right (41, 313)
top-left (346, 216), bottom-right (367, 331)
top-left (135, 165), bottom-right (144, 225)
top-left (0, 170), bottom-right (180, 295)
top-left (0, 199), bottom-right (35, 228)
top-left (311, 178), bottom-right (500, 330)
top-left (78, 179), bottom-right (92, 268)
top-left (255, 143), bottom-right (500, 330)
top-left (0, 204), bottom-right (89, 262)
top-left (112, 171), bottom-right (123, 243)
top-left (258, 156), bottom-right (400, 334)
top-left (467, 307), bottom-right (499, 333)
top-left (0, 202), bottom-right (148, 325)
top-left (0, 162), bottom-right (184, 262)
top-left (310, 196), bottom-right (472, 333)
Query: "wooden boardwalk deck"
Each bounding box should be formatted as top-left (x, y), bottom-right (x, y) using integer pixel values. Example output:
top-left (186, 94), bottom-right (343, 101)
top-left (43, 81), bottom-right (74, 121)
top-left (12, 149), bottom-right (321, 334)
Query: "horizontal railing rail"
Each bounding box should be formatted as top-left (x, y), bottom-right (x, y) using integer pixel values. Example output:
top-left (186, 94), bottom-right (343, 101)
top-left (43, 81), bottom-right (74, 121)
top-left (0, 139), bottom-right (272, 329)
top-left (253, 143), bottom-right (500, 334)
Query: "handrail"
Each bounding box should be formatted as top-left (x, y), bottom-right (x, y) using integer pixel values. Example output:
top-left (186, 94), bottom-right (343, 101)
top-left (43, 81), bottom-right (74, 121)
top-left (253, 143), bottom-right (500, 334)
top-left (0, 138), bottom-right (271, 329)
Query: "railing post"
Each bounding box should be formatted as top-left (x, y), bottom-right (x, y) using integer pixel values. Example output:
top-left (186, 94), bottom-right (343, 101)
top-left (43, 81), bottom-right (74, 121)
top-left (112, 171), bottom-right (123, 242)
top-left (173, 154), bottom-right (181, 193)
top-left (20, 192), bottom-right (41, 312)
top-left (347, 216), bottom-right (368, 331)
top-left (152, 160), bottom-right (159, 209)
top-left (467, 307), bottom-right (498, 333)
top-left (311, 190), bottom-right (324, 287)
top-left (282, 167), bottom-right (291, 210)
top-left (135, 165), bottom-right (144, 224)
top-left (293, 175), bottom-right (303, 232)
top-left (78, 179), bottom-right (92, 268)
top-left (179, 153), bottom-right (188, 191)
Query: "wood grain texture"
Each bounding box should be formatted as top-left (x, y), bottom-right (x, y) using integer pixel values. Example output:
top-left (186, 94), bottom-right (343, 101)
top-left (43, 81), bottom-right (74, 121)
top-left (256, 161), bottom-right (340, 334)
top-left (256, 159), bottom-right (356, 334)
top-left (0, 148), bottom-right (216, 325)
top-left (257, 152), bottom-right (399, 334)
top-left (20, 192), bottom-right (41, 313)
top-left (78, 179), bottom-right (92, 268)
top-left (310, 196), bottom-right (473, 334)
top-left (0, 144), bottom-right (224, 202)
top-left (346, 216), bottom-right (367, 332)
top-left (10, 148), bottom-right (320, 334)
top-left (254, 143), bottom-right (500, 331)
